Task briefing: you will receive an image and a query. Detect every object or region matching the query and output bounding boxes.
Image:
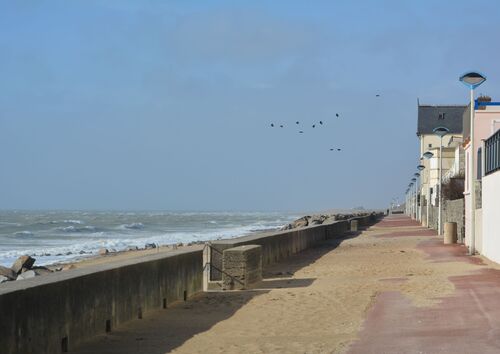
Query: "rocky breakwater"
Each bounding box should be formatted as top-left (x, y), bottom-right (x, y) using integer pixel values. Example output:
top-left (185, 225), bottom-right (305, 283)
top-left (281, 212), bottom-right (376, 230)
top-left (0, 255), bottom-right (55, 284)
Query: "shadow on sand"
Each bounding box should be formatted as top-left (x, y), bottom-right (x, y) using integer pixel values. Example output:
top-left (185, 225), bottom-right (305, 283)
top-left (72, 229), bottom-right (366, 354)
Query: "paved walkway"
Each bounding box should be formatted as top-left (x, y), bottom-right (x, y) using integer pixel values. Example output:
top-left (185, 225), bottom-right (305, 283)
top-left (73, 215), bottom-right (500, 353)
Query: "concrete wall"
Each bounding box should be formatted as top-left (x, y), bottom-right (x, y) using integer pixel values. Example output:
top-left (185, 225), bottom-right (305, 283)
top-left (427, 199), bottom-right (464, 242)
top-left (482, 170), bottom-right (500, 263)
top-left (0, 249), bottom-right (203, 354)
top-left (209, 214), bottom-right (379, 280)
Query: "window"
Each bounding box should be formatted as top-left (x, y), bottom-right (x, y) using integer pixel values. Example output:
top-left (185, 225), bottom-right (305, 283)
top-left (428, 143), bottom-right (432, 148)
top-left (438, 112), bottom-right (446, 120)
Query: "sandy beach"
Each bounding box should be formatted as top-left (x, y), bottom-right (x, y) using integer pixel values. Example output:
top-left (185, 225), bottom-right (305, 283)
top-left (69, 215), bottom-right (499, 354)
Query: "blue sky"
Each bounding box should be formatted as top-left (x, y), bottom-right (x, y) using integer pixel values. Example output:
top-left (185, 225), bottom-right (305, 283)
top-left (1, 0), bottom-right (500, 211)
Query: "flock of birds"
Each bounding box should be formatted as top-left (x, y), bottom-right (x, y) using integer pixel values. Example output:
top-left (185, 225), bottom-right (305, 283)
top-left (269, 112), bottom-right (343, 152)
top-left (269, 94), bottom-right (381, 153)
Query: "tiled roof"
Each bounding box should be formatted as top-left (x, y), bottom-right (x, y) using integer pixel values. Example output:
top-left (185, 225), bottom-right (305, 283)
top-left (417, 105), bottom-right (466, 136)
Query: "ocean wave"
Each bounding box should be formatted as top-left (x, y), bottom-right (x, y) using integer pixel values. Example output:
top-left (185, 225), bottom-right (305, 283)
top-left (119, 223), bottom-right (144, 230)
top-left (13, 231), bottom-right (34, 237)
top-left (56, 225), bottom-right (97, 233)
top-left (0, 213), bottom-right (297, 267)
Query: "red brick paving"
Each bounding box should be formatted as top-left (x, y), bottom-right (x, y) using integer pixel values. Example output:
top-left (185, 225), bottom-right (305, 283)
top-left (374, 217), bottom-right (422, 228)
top-left (349, 215), bottom-right (500, 354)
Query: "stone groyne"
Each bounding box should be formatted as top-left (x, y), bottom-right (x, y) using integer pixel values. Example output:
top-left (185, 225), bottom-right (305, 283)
top-left (0, 212), bottom-right (382, 354)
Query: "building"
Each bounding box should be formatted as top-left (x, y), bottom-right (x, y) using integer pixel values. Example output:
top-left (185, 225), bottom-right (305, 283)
top-left (417, 104), bottom-right (466, 226)
top-left (463, 98), bottom-right (500, 255)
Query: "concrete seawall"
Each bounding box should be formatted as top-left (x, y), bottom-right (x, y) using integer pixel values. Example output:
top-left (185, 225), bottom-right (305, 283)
top-left (0, 212), bottom-right (381, 354)
top-left (0, 249), bottom-right (203, 354)
top-left (209, 214), bottom-right (378, 280)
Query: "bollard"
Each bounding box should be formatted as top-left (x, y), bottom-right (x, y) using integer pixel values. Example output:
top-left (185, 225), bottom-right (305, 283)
top-left (444, 222), bottom-right (457, 244)
top-left (350, 220), bottom-right (358, 232)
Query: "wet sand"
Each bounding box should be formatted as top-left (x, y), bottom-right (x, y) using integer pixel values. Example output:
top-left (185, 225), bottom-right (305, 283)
top-left (72, 215), bottom-right (498, 353)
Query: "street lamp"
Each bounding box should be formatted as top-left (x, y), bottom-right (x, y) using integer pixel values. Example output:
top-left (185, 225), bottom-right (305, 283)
top-left (433, 126), bottom-right (450, 235)
top-left (409, 182), bottom-right (414, 217)
top-left (414, 172), bottom-right (421, 222)
top-left (417, 165), bottom-right (425, 223)
top-left (411, 178), bottom-right (417, 220)
top-left (422, 151), bottom-right (434, 228)
top-left (460, 71), bottom-right (486, 255)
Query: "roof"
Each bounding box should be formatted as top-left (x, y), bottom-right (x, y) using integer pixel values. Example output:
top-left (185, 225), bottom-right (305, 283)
top-left (417, 105), bottom-right (466, 136)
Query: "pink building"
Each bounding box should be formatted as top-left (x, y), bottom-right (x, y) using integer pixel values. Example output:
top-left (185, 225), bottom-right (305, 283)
top-left (463, 98), bottom-right (500, 254)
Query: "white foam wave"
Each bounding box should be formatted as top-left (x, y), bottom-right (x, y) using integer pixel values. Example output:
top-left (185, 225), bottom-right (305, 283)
top-left (119, 223), bottom-right (144, 230)
top-left (13, 231), bottom-right (34, 237)
top-left (56, 225), bottom-right (97, 233)
top-left (0, 222), bottom-right (285, 267)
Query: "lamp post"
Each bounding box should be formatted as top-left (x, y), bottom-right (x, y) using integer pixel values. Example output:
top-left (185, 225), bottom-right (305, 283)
top-left (460, 71), bottom-right (487, 255)
top-left (414, 172), bottom-right (420, 221)
top-left (433, 126), bottom-right (450, 235)
top-left (411, 178), bottom-right (417, 219)
top-left (405, 187), bottom-right (410, 215)
top-left (422, 152), bottom-right (433, 228)
top-left (417, 164), bottom-right (425, 223)
top-left (408, 183), bottom-right (414, 217)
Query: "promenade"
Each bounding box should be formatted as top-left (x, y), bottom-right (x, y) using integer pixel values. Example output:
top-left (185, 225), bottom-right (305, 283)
top-left (73, 215), bottom-right (500, 353)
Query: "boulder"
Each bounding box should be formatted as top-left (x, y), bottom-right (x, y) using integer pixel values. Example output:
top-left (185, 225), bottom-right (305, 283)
top-left (291, 216), bottom-right (309, 228)
top-left (145, 243), bottom-right (157, 249)
top-left (126, 246), bottom-right (139, 251)
top-left (16, 270), bottom-right (36, 280)
top-left (0, 275), bottom-right (10, 284)
top-left (11, 255), bottom-right (35, 274)
top-left (0, 266), bottom-right (17, 280)
top-left (32, 266), bottom-right (53, 276)
top-left (307, 215), bottom-right (327, 225)
top-left (98, 248), bottom-right (109, 256)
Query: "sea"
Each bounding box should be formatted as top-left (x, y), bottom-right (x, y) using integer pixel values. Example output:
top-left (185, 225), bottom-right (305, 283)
top-left (0, 210), bottom-right (299, 267)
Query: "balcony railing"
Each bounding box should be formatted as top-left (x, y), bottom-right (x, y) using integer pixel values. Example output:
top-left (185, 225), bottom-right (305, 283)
top-left (485, 129), bottom-right (500, 176)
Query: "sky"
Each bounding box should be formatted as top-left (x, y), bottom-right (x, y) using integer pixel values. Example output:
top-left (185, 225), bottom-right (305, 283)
top-left (1, 0), bottom-right (500, 211)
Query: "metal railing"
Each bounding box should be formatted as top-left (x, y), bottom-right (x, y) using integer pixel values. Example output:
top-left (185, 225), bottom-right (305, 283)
top-left (485, 129), bottom-right (500, 176)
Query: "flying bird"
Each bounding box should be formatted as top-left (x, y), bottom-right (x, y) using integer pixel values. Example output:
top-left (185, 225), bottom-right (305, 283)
top-left (319, 121), bottom-right (323, 125)
top-left (376, 94), bottom-right (380, 97)
top-left (312, 124), bottom-right (316, 128)
top-left (270, 123), bottom-right (274, 127)
top-left (336, 113), bottom-right (339, 118)
top-left (299, 131), bottom-right (304, 134)
top-left (296, 121), bottom-right (300, 124)
top-left (337, 148), bottom-right (341, 151)
top-left (280, 125), bottom-right (284, 128)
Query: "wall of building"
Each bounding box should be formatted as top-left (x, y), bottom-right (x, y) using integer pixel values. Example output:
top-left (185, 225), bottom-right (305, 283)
top-left (481, 170), bottom-right (500, 263)
top-left (427, 199), bottom-right (464, 242)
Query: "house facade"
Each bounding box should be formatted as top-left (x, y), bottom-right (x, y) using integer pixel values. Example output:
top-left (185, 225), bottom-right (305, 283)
top-left (463, 99), bottom-right (500, 255)
top-left (417, 104), bottom-right (465, 226)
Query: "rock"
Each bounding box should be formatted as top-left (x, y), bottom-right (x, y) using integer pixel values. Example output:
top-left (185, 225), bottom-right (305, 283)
top-left (307, 215), bottom-right (326, 225)
top-left (11, 255), bottom-right (36, 274)
top-left (145, 243), bottom-right (157, 249)
top-left (32, 266), bottom-right (53, 276)
top-left (98, 248), bottom-right (109, 256)
top-left (126, 246), bottom-right (139, 251)
top-left (0, 275), bottom-right (10, 284)
top-left (323, 216), bottom-right (337, 224)
top-left (16, 270), bottom-right (36, 280)
top-left (62, 264), bottom-right (76, 271)
top-left (0, 266), bottom-right (16, 280)
top-left (291, 216), bottom-right (309, 228)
